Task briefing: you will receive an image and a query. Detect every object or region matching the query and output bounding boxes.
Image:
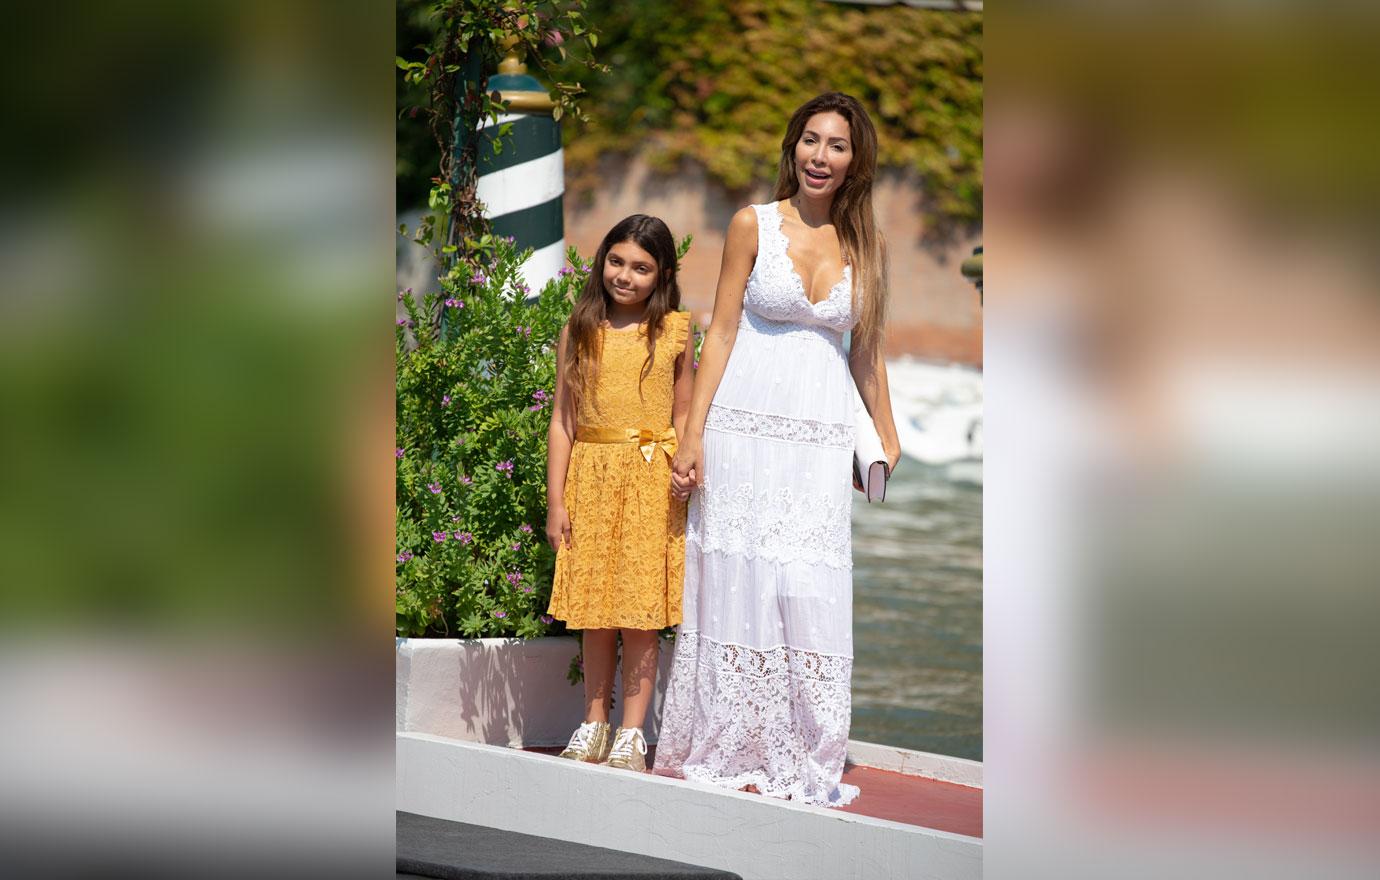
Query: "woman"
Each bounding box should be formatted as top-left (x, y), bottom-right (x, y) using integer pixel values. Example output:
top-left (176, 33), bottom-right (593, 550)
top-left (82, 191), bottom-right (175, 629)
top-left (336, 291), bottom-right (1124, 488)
top-left (655, 93), bottom-right (900, 806)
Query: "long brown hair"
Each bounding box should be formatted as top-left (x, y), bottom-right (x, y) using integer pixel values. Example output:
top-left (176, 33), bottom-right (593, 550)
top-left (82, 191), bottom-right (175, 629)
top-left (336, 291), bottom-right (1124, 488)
top-left (564, 214), bottom-right (682, 410)
top-left (772, 92), bottom-right (889, 354)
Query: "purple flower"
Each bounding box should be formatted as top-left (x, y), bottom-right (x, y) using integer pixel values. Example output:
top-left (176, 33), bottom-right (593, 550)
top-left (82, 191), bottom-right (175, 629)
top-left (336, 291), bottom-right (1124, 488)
top-left (460, 474), bottom-right (473, 486)
top-left (456, 531), bottom-right (473, 545)
top-left (495, 460), bottom-right (514, 478)
top-left (519, 524), bottom-right (533, 534)
top-left (532, 390), bottom-right (549, 401)
top-left (396, 290), bottom-right (405, 301)
top-left (505, 571), bottom-right (523, 585)
top-left (539, 614), bottom-right (554, 624)
top-left (511, 542), bottom-right (521, 551)
top-left (526, 404), bottom-right (542, 412)
top-left (451, 515), bottom-right (461, 523)
top-left (558, 265), bottom-right (573, 277)
top-left (432, 531), bottom-right (447, 543)
top-left (396, 551), bottom-right (413, 563)
top-left (515, 325), bottom-right (531, 337)
top-left (427, 482), bottom-right (441, 494)
top-left (505, 236), bottom-right (516, 244)
top-left (521, 585), bottom-right (534, 594)
top-left (441, 395), bottom-right (452, 407)
top-left (395, 447), bottom-right (405, 459)
top-left (445, 297), bottom-right (465, 309)
top-left (493, 610), bottom-right (507, 619)
top-left (455, 437), bottom-right (465, 447)
top-left (518, 283), bottom-right (530, 296)
top-left (395, 318), bottom-right (408, 327)
top-left (471, 271), bottom-right (488, 286)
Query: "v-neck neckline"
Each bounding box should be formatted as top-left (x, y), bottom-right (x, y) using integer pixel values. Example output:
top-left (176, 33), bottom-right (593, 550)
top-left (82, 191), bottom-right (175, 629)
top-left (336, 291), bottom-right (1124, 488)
top-left (772, 201), bottom-right (850, 308)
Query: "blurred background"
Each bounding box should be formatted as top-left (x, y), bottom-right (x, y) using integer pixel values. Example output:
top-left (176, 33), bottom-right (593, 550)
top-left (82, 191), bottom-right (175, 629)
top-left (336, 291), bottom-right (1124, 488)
top-left (0, 2), bottom-right (394, 876)
top-left (986, 3), bottom-right (1380, 878)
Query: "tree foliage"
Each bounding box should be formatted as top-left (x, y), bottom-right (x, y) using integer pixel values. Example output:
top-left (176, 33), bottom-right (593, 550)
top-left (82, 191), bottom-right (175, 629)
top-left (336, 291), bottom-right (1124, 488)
top-left (395, 0), bottom-right (605, 257)
top-left (555, 0), bottom-right (982, 225)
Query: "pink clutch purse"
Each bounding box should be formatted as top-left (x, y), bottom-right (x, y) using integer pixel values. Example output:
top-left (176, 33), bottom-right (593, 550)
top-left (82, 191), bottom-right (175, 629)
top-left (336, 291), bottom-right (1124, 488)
top-left (853, 403), bottom-right (889, 503)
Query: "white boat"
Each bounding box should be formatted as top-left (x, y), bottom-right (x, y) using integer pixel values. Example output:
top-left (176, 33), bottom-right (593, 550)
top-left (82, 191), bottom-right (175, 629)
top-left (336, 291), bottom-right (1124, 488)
top-left (882, 358), bottom-right (983, 468)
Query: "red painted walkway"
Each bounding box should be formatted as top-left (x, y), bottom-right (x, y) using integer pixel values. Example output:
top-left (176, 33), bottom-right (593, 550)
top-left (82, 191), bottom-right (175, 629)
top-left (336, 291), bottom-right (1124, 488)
top-left (838, 763), bottom-right (982, 838)
top-left (524, 745), bottom-right (983, 839)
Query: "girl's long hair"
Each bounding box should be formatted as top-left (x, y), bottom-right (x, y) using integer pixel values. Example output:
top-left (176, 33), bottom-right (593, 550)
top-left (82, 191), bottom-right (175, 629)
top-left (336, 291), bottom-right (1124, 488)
top-left (772, 92), bottom-right (889, 354)
top-left (564, 214), bottom-right (682, 410)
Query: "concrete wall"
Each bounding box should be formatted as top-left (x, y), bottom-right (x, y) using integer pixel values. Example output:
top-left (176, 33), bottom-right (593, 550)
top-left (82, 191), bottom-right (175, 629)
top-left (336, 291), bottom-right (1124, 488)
top-left (397, 636), bottom-right (674, 748)
top-left (399, 733), bottom-right (983, 880)
top-left (564, 156), bottom-right (983, 364)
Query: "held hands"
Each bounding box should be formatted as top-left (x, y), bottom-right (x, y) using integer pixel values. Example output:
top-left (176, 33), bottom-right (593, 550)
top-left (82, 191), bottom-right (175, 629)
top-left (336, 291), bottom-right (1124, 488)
top-left (546, 505), bottom-right (572, 551)
top-left (670, 437), bottom-right (704, 501)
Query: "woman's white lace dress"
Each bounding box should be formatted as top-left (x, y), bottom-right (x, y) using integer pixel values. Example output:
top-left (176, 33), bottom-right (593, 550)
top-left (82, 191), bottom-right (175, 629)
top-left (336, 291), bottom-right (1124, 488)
top-left (655, 201), bottom-right (859, 807)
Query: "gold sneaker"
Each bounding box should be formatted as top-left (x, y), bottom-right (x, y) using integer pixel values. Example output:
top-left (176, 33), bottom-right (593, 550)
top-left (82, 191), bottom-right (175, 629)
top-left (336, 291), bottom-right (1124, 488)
top-left (558, 721), bottom-right (611, 763)
top-left (603, 726), bottom-right (647, 772)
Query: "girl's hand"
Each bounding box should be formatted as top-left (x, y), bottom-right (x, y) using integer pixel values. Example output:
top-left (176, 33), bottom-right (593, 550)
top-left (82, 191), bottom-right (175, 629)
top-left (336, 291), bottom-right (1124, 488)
top-left (670, 469), bottom-right (694, 501)
top-left (546, 505), bottom-right (572, 551)
top-left (671, 435), bottom-right (703, 499)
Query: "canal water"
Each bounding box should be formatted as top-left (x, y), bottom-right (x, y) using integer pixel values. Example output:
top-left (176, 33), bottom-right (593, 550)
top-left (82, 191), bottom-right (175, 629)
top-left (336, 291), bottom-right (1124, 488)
top-left (850, 461), bottom-right (983, 761)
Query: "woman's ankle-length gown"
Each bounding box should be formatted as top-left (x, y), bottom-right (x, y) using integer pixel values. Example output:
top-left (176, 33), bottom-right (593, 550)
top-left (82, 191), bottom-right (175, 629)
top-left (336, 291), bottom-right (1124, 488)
top-left (655, 201), bottom-right (860, 807)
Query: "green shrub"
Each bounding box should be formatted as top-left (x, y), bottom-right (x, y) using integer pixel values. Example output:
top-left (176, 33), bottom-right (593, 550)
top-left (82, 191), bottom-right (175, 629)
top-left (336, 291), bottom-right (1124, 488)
top-left (395, 234), bottom-right (585, 638)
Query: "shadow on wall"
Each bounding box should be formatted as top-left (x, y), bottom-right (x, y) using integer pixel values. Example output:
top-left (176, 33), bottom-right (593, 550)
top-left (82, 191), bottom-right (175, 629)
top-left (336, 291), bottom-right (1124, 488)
top-left (399, 637), bottom-right (674, 748)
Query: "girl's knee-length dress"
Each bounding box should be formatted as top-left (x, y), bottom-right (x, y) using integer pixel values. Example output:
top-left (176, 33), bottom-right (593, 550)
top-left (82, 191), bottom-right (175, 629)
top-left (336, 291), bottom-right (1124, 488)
top-left (547, 311), bottom-right (691, 630)
top-left (655, 201), bottom-right (860, 806)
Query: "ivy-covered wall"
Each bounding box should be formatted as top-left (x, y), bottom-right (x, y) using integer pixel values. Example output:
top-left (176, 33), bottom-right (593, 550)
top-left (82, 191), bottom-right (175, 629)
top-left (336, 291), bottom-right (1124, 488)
top-left (552, 0), bottom-right (981, 225)
top-left (398, 0), bottom-right (982, 227)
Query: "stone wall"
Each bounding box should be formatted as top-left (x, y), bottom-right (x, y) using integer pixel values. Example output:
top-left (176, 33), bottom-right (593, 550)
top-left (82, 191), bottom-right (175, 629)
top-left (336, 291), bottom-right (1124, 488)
top-left (564, 155), bottom-right (982, 365)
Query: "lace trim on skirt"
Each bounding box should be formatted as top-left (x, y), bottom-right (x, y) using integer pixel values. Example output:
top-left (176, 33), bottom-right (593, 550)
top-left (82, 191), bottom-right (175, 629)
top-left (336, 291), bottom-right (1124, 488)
top-left (688, 480), bottom-right (852, 570)
top-left (705, 404), bottom-right (853, 449)
top-left (654, 631), bottom-right (858, 807)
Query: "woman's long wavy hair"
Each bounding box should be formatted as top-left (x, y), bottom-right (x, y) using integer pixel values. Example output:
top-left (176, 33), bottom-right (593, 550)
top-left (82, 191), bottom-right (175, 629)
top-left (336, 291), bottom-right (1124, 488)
top-left (772, 92), bottom-right (889, 354)
top-left (564, 214), bottom-right (682, 411)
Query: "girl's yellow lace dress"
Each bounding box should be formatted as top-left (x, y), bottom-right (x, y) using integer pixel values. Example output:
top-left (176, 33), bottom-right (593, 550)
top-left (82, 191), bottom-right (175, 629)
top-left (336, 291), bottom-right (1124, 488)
top-left (547, 311), bottom-right (691, 630)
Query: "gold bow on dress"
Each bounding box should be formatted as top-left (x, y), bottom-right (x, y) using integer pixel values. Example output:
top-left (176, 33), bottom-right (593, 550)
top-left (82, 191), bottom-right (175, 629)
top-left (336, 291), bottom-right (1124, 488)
top-left (576, 425), bottom-right (678, 463)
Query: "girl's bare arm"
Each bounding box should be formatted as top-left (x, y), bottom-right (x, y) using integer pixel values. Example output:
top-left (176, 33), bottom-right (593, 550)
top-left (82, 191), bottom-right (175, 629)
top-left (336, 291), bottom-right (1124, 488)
top-left (546, 326), bottom-right (577, 549)
top-left (672, 316), bottom-right (695, 441)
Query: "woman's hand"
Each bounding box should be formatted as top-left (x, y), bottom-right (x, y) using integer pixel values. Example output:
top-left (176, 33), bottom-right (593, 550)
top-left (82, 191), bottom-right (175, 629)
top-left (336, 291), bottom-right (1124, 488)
top-left (671, 435), bottom-right (703, 501)
top-left (546, 505), bottom-right (572, 551)
top-left (854, 445), bottom-right (902, 492)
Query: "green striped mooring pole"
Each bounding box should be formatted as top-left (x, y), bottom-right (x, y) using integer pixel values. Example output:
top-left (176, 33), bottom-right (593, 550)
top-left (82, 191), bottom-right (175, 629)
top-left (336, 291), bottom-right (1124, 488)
top-left (476, 43), bottom-right (564, 295)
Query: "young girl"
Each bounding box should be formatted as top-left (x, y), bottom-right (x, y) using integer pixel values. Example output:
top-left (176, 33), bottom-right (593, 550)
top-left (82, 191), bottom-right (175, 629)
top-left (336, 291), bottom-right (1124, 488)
top-left (545, 214), bottom-right (695, 771)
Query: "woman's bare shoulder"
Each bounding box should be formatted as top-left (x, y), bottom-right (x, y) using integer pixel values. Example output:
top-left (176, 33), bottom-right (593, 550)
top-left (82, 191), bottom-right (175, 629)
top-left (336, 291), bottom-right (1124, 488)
top-left (725, 205), bottom-right (759, 256)
top-left (728, 204), bottom-right (759, 233)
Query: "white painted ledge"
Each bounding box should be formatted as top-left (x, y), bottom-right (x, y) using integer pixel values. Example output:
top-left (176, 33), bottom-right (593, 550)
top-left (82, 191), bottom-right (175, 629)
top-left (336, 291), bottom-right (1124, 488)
top-left (846, 740), bottom-right (982, 789)
top-left (397, 636), bottom-right (981, 789)
top-left (398, 732), bottom-right (981, 880)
